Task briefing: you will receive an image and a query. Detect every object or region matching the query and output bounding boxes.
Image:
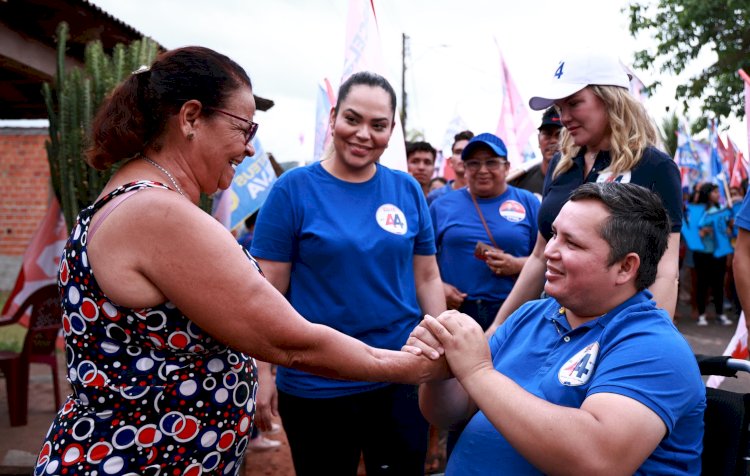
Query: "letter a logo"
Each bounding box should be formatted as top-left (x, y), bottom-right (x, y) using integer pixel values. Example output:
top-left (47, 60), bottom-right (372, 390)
top-left (376, 204), bottom-right (408, 235)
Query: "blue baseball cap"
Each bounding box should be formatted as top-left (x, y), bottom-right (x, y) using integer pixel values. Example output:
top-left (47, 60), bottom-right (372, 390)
top-left (461, 133), bottom-right (508, 160)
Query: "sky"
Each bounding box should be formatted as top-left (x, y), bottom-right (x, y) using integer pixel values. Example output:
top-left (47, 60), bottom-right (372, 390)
top-left (63, 1), bottom-right (750, 163)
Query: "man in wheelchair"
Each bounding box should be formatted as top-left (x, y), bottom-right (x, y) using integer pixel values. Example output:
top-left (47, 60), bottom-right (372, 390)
top-left (407, 182), bottom-right (706, 475)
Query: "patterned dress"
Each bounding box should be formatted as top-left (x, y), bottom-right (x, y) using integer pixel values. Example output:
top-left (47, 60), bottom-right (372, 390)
top-left (36, 181), bottom-right (259, 476)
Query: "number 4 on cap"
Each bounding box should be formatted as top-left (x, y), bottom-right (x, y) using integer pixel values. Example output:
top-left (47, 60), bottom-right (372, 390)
top-left (554, 61), bottom-right (564, 79)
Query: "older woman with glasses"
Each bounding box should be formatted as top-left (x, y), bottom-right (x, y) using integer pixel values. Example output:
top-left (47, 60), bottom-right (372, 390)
top-left (36, 47), bottom-right (445, 476)
top-left (430, 133), bottom-right (539, 331)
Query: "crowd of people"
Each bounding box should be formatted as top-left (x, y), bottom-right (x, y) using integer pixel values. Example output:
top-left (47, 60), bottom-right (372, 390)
top-left (36, 44), bottom-right (750, 476)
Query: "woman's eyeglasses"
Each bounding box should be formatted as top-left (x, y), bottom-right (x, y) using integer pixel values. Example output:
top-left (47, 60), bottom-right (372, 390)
top-left (209, 108), bottom-right (259, 145)
top-left (464, 158), bottom-right (509, 171)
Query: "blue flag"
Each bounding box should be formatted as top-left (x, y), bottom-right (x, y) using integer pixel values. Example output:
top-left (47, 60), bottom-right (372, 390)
top-left (215, 137), bottom-right (278, 230)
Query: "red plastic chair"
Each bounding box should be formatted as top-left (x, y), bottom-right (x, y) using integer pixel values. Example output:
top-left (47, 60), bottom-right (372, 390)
top-left (0, 285), bottom-right (62, 426)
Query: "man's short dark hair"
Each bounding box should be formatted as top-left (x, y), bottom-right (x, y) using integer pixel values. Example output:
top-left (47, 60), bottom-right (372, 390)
top-left (569, 182), bottom-right (671, 291)
top-left (406, 141), bottom-right (436, 161)
top-left (452, 130), bottom-right (474, 149)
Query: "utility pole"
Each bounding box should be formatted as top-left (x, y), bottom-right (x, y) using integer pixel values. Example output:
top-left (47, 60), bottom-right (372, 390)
top-left (401, 33), bottom-right (409, 136)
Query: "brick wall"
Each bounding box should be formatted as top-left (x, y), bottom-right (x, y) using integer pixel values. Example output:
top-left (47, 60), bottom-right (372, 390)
top-left (0, 127), bottom-right (51, 262)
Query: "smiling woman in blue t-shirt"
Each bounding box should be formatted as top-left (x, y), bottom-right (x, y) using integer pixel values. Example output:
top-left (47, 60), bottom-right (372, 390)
top-left (251, 71), bottom-right (445, 476)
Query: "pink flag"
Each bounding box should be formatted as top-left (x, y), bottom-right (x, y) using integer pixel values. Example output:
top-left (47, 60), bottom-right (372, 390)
top-left (1, 196), bottom-right (68, 325)
top-left (341, 0), bottom-right (407, 171)
top-left (621, 62), bottom-right (649, 104)
top-left (730, 147), bottom-right (748, 189)
top-left (706, 312), bottom-right (749, 388)
top-left (717, 133), bottom-right (736, 175)
top-left (741, 69), bottom-right (750, 161)
top-left (494, 43), bottom-right (535, 169)
top-left (313, 78), bottom-right (336, 162)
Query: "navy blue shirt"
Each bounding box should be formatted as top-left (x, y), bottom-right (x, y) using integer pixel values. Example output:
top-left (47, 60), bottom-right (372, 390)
top-left (539, 146), bottom-right (682, 241)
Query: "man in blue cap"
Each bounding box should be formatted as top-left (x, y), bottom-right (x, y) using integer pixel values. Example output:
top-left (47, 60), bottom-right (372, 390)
top-left (510, 107), bottom-right (562, 197)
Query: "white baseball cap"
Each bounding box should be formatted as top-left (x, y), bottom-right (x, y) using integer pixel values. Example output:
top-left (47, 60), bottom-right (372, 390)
top-left (528, 52), bottom-right (631, 111)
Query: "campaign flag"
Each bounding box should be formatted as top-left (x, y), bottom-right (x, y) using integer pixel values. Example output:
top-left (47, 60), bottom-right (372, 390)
top-left (622, 62), bottom-right (649, 103)
top-left (706, 312), bottom-right (749, 389)
top-left (341, 0), bottom-right (406, 171)
top-left (717, 133), bottom-right (735, 176)
top-left (313, 78), bottom-right (336, 162)
top-left (212, 136), bottom-right (277, 231)
top-left (709, 119), bottom-right (729, 204)
top-left (675, 123), bottom-right (709, 190)
top-left (433, 151), bottom-right (446, 178)
top-left (494, 42), bottom-right (535, 168)
top-left (728, 136), bottom-right (748, 190)
top-left (1, 196), bottom-right (68, 325)
top-left (741, 69), bottom-right (750, 161)
top-left (438, 114), bottom-right (469, 180)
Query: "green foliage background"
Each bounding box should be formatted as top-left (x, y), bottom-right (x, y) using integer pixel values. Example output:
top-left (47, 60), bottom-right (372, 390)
top-left (628, 0), bottom-right (750, 132)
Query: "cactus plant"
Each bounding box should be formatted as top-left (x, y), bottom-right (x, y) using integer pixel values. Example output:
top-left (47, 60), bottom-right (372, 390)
top-left (43, 22), bottom-right (160, 231)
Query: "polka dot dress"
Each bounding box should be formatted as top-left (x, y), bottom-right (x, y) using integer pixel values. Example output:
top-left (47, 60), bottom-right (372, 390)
top-left (36, 181), bottom-right (259, 476)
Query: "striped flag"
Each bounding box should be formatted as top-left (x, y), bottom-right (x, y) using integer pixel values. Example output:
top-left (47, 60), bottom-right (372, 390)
top-left (340, 0), bottom-right (407, 171)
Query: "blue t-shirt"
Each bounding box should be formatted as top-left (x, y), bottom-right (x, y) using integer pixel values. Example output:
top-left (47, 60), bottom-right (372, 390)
top-left (430, 187), bottom-right (538, 300)
top-left (427, 181), bottom-right (458, 205)
top-left (447, 290), bottom-right (705, 476)
top-left (251, 162), bottom-right (436, 398)
top-left (539, 147), bottom-right (683, 241)
top-left (736, 193), bottom-right (750, 231)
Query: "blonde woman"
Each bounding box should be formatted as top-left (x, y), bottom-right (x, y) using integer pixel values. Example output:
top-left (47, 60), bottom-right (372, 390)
top-left (487, 52), bottom-right (682, 332)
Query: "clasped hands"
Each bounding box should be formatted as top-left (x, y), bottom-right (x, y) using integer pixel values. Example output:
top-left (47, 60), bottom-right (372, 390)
top-left (403, 310), bottom-right (493, 381)
top-left (484, 248), bottom-right (522, 276)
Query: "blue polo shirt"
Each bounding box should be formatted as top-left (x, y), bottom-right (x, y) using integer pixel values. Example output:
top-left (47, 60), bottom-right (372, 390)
top-left (251, 162), bottom-right (436, 398)
top-left (447, 290), bottom-right (705, 475)
top-left (539, 147), bottom-right (683, 241)
top-left (736, 193), bottom-right (750, 231)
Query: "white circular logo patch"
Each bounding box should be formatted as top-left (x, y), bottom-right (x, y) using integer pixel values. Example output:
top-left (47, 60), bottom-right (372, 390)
top-left (498, 200), bottom-right (527, 223)
top-left (558, 342), bottom-right (599, 386)
top-left (375, 204), bottom-right (408, 235)
top-left (596, 170), bottom-right (632, 183)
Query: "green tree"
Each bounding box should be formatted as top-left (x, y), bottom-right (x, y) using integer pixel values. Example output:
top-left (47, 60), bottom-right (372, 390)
top-left (628, 0), bottom-right (750, 132)
top-left (659, 111), bottom-right (680, 157)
